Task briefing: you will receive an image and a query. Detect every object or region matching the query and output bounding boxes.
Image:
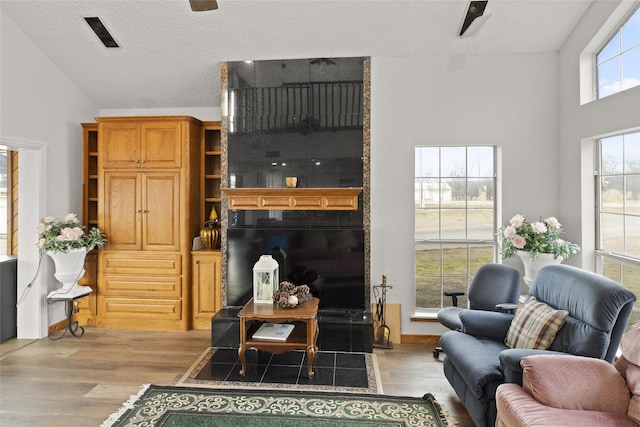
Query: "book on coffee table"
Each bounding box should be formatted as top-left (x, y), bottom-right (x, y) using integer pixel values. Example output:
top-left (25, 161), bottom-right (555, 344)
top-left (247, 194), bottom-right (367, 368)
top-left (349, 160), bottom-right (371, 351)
top-left (252, 323), bottom-right (295, 341)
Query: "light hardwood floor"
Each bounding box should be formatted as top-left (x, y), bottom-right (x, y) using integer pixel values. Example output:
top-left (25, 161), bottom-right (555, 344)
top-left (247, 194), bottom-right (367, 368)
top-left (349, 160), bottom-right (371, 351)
top-left (0, 328), bottom-right (473, 427)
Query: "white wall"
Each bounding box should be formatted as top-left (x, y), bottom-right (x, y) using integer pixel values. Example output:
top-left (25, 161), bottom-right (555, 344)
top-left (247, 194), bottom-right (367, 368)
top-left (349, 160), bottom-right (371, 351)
top-left (1, 12), bottom-right (100, 338)
top-left (370, 53), bottom-right (560, 335)
top-left (558, 0), bottom-right (640, 272)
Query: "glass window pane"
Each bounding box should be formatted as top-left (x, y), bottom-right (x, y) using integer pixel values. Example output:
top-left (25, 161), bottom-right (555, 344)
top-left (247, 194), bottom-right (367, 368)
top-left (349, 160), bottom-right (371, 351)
top-left (621, 8), bottom-right (640, 52)
top-left (602, 176), bottom-right (624, 213)
top-left (626, 132), bottom-right (640, 173)
top-left (468, 208), bottom-right (494, 239)
top-left (626, 175), bottom-right (640, 215)
top-left (415, 208), bottom-right (439, 240)
top-left (415, 179), bottom-right (441, 208)
top-left (598, 57), bottom-right (621, 98)
top-left (602, 256), bottom-right (622, 282)
top-left (466, 178), bottom-right (480, 201)
top-left (467, 178), bottom-right (494, 204)
top-left (442, 244), bottom-right (468, 276)
top-left (621, 47), bottom-right (640, 91)
top-left (415, 147), bottom-right (439, 177)
top-left (415, 277), bottom-right (442, 309)
top-left (441, 209), bottom-right (466, 239)
top-left (441, 147), bottom-right (466, 177)
top-left (601, 213), bottom-right (625, 252)
top-left (444, 178), bottom-right (465, 202)
top-left (625, 215), bottom-right (640, 258)
top-left (415, 242), bottom-right (441, 275)
top-left (467, 147), bottom-right (494, 177)
top-left (622, 262), bottom-right (640, 300)
top-left (601, 135), bottom-right (624, 174)
top-left (598, 32), bottom-right (620, 63)
top-left (470, 244), bottom-right (495, 273)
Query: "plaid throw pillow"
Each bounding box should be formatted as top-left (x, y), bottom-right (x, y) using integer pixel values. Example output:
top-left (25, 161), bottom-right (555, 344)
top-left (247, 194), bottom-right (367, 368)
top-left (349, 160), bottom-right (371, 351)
top-left (505, 297), bottom-right (569, 349)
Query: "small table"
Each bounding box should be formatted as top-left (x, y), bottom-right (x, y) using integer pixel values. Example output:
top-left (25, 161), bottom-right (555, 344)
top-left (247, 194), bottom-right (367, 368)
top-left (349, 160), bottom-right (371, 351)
top-left (47, 286), bottom-right (92, 339)
top-left (238, 297), bottom-right (319, 378)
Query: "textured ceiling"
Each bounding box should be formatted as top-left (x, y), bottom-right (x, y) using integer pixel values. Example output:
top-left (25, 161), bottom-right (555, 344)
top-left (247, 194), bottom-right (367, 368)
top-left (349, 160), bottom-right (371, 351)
top-left (0, 0), bottom-right (594, 110)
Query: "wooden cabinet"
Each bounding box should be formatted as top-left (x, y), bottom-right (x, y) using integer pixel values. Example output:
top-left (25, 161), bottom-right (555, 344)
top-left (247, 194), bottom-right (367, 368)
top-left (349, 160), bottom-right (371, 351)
top-left (201, 122), bottom-right (221, 224)
top-left (102, 171), bottom-right (180, 251)
top-left (101, 120), bottom-right (182, 169)
top-left (191, 250), bottom-right (221, 329)
top-left (96, 116), bottom-right (202, 331)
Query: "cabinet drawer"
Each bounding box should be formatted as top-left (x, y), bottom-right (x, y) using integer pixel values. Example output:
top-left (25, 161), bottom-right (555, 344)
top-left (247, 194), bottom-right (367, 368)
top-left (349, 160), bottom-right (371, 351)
top-left (101, 252), bottom-right (181, 275)
top-left (101, 297), bottom-right (182, 320)
top-left (102, 275), bottom-right (182, 298)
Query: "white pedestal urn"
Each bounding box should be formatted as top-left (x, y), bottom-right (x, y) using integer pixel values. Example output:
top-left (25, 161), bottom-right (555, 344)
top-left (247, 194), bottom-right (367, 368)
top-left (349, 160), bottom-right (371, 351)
top-left (515, 249), bottom-right (564, 286)
top-left (46, 247), bottom-right (92, 298)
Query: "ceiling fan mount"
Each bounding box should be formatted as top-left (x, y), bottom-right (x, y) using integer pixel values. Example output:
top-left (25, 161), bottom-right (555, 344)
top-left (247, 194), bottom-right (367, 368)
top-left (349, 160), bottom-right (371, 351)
top-left (189, 0), bottom-right (218, 12)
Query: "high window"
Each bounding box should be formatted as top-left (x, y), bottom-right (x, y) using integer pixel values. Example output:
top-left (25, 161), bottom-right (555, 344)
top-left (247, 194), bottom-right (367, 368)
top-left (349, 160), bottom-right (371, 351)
top-left (597, 6), bottom-right (640, 99)
top-left (414, 146), bottom-right (497, 312)
top-left (596, 131), bottom-right (640, 325)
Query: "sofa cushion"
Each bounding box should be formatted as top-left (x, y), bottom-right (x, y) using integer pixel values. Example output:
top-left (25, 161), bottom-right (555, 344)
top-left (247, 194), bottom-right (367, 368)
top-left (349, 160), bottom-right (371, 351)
top-left (505, 297), bottom-right (569, 349)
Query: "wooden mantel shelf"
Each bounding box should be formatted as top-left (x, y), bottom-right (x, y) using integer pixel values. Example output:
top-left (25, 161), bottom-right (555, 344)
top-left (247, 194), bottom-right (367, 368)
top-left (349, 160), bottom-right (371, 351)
top-left (221, 188), bottom-right (362, 211)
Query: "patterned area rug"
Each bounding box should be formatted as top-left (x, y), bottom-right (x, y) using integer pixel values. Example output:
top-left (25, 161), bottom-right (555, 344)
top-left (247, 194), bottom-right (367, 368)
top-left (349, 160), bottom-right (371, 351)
top-left (102, 385), bottom-right (455, 427)
top-left (177, 347), bottom-right (383, 394)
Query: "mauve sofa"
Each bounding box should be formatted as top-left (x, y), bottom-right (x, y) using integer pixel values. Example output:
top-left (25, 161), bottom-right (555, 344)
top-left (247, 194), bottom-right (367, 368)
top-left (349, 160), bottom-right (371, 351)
top-left (496, 354), bottom-right (639, 427)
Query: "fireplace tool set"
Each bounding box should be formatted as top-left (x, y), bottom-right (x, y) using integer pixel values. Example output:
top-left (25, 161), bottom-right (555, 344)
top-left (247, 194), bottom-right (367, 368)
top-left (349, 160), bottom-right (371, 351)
top-left (373, 275), bottom-right (393, 349)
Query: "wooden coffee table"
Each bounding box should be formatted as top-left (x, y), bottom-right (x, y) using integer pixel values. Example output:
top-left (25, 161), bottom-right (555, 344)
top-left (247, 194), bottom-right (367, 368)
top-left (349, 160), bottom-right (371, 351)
top-left (238, 297), bottom-right (319, 378)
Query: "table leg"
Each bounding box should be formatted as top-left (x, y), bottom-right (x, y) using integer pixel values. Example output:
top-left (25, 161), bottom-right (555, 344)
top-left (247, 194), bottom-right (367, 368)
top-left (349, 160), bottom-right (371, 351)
top-left (306, 318), bottom-right (317, 377)
top-left (238, 345), bottom-right (247, 376)
top-left (306, 344), bottom-right (316, 378)
top-left (48, 300), bottom-right (84, 340)
top-left (67, 301), bottom-right (85, 337)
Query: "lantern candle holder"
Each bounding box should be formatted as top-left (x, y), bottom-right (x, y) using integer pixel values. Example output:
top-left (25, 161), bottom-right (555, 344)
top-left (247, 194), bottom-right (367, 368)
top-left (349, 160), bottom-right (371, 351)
top-left (253, 255), bottom-right (279, 304)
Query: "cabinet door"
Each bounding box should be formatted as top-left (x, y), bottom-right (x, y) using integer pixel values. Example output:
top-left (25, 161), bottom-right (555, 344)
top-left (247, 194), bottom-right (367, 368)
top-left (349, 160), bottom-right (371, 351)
top-left (192, 251), bottom-right (221, 328)
top-left (141, 121), bottom-right (182, 168)
top-left (142, 172), bottom-right (180, 251)
top-left (103, 172), bottom-right (142, 250)
top-left (101, 122), bottom-right (140, 168)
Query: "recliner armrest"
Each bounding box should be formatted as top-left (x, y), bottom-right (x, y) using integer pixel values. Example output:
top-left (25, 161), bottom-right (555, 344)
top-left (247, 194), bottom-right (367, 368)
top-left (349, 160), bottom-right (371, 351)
top-left (459, 310), bottom-right (514, 341)
top-left (499, 348), bottom-right (564, 385)
top-left (443, 290), bottom-right (465, 307)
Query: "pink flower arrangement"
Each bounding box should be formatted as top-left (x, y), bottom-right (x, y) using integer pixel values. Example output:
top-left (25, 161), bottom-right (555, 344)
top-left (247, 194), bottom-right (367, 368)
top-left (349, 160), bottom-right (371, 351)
top-left (499, 214), bottom-right (580, 260)
top-left (37, 213), bottom-right (106, 253)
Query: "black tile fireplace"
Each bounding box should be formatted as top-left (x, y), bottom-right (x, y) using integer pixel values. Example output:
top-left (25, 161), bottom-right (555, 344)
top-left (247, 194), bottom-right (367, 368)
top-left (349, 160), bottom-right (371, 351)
top-left (212, 57), bottom-right (372, 352)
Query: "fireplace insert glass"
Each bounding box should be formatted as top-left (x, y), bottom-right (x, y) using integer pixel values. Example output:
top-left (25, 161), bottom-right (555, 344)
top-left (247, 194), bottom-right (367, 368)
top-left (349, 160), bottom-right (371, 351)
top-left (227, 228), bottom-right (365, 311)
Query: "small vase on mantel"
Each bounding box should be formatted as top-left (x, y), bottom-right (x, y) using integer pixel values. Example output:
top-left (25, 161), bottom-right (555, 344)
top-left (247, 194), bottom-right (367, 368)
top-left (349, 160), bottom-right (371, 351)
top-left (515, 249), bottom-right (564, 286)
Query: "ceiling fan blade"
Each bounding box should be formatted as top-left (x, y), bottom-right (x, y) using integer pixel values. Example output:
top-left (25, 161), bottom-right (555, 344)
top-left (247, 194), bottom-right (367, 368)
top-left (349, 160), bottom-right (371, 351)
top-left (190, 0), bottom-right (218, 12)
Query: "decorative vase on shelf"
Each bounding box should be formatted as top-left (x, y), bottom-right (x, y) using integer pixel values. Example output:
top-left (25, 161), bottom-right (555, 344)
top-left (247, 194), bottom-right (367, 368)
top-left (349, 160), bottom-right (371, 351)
top-left (46, 247), bottom-right (91, 298)
top-left (515, 249), bottom-right (564, 286)
top-left (200, 221), bottom-right (221, 250)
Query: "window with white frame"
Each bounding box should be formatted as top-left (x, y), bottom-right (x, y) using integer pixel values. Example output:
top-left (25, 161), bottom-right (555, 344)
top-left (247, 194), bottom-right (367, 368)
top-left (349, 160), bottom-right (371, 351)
top-left (597, 6), bottom-right (640, 99)
top-left (414, 146), bottom-right (497, 312)
top-left (596, 131), bottom-right (640, 326)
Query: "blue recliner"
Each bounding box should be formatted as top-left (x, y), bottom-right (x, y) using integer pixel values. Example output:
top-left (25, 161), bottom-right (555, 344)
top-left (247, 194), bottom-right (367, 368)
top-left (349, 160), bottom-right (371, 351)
top-left (440, 264), bottom-right (636, 427)
top-left (433, 263), bottom-right (522, 359)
